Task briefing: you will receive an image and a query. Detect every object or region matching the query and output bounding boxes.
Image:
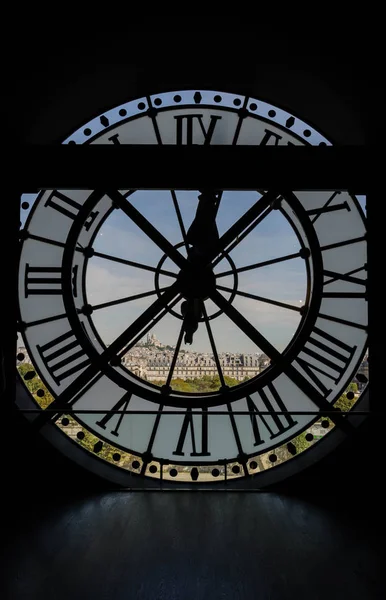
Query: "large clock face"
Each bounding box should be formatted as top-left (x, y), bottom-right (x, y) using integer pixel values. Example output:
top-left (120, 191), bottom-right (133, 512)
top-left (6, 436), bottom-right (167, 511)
top-left (16, 90), bottom-right (368, 486)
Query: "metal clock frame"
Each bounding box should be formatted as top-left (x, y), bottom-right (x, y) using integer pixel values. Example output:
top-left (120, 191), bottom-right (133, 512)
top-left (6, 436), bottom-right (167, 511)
top-left (10, 90), bottom-right (371, 489)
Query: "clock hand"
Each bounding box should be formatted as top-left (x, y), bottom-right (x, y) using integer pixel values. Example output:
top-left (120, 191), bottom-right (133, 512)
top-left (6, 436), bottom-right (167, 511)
top-left (181, 299), bottom-right (202, 344)
top-left (107, 189), bottom-right (188, 271)
top-left (179, 190), bottom-right (220, 344)
top-left (186, 189), bottom-right (220, 261)
top-left (209, 289), bottom-right (354, 434)
top-left (205, 190), bottom-right (280, 267)
top-left (176, 191), bottom-right (278, 351)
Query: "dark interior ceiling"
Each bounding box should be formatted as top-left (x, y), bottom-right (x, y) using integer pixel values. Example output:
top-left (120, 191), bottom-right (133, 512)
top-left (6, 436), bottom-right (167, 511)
top-left (3, 31), bottom-right (378, 494)
top-left (6, 32), bottom-right (372, 145)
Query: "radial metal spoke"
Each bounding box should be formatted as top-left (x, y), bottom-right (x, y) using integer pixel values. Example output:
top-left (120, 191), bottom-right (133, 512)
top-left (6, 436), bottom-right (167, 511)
top-left (212, 191), bottom-right (278, 258)
top-left (21, 313), bottom-right (68, 329)
top-left (117, 295), bottom-right (182, 359)
top-left (210, 289), bottom-right (280, 359)
top-left (100, 283), bottom-right (179, 357)
top-left (122, 190), bottom-right (136, 199)
top-left (215, 251), bottom-right (302, 278)
top-left (318, 313), bottom-right (367, 331)
top-left (67, 372), bottom-right (105, 411)
top-left (107, 189), bottom-right (188, 270)
top-left (324, 265), bottom-right (365, 286)
top-left (165, 325), bottom-right (185, 387)
top-left (170, 190), bottom-right (188, 250)
top-left (209, 289), bottom-right (354, 433)
top-left (226, 402), bottom-right (244, 456)
top-left (25, 232), bottom-right (82, 251)
top-left (216, 285), bottom-right (303, 313)
top-left (33, 283), bottom-right (182, 427)
top-left (91, 288), bottom-right (168, 311)
top-left (92, 250), bottom-right (177, 278)
top-left (213, 191), bottom-right (223, 218)
top-left (232, 95), bottom-right (250, 146)
top-left (146, 95), bottom-right (163, 145)
top-left (211, 194), bottom-right (276, 268)
top-left (320, 235), bottom-right (366, 252)
top-left (201, 302), bottom-right (225, 388)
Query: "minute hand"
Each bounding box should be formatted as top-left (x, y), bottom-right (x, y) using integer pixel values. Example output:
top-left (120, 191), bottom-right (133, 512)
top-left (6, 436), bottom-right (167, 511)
top-left (205, 190), bottom-right (279, 265)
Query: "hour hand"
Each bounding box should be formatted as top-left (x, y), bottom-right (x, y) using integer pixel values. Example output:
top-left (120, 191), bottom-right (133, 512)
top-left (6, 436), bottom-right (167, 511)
top-left (187, 189), bottom-right (220, 259)
top-left (181, 299), bottom-right (202, 344)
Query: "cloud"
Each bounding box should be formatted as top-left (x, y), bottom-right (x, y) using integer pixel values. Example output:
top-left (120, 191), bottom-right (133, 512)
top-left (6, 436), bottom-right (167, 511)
top-left (84, 203), bottom-right (308, 351)
top-left (85, 242), bottom-right (305, 352)
top-left (86, 261), bottom-right (157, 305)
top-left (93, 221), bottom-right (166, 267)
top-left (232, 295), bottom-right (301, 327)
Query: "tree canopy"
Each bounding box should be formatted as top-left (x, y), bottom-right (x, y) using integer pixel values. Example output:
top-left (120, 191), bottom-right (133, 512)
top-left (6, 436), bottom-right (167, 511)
top-left (153, 374), bottom-right (244, 393)
top-left (17, 363), bottom-right (54, 409)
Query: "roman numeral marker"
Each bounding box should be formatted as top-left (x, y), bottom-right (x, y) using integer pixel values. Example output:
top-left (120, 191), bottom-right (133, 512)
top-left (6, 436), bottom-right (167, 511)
top-left (307, 192), bottom-right (350, 224)
top-left (96, 392), bottom-right (132, 436)
top-left (44, 191), bottom-right (99, 230)
top-left (174, 114), bottom-right (221, 145)
top-left (37, 330), bottom-right (91, 386)
top-left (24, 265), bottom-right (62, 297)
top-left (296, 327), bottom-right (356, 396)
top-left (247, 383), bottom-right (297, 445)
top-left (173, 408), bottom-right (210, 456)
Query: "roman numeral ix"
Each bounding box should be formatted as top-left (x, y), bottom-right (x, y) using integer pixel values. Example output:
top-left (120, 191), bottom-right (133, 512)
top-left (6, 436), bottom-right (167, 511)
top-left (322, 266), bottom-right (367, 299)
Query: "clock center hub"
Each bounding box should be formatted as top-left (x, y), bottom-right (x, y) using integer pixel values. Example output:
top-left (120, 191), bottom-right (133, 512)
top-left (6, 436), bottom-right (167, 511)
top-left (177, 267), bottom-right (216, 300)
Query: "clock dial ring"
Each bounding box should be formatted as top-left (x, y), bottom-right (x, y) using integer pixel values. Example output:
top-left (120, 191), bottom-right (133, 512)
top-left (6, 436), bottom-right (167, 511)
top-left (16, 89), bottom-right (368, 485)
top-left (73, 189), bottom-right (314, 398)
top-left (56, 188), bottom-right (325, 409)
top-left (67, 90), bottom-right (330, 148)
top-left (66, 340), bottom-right (369, 468)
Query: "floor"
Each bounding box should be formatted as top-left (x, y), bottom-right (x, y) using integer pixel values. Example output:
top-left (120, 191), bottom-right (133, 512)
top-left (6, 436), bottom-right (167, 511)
top-left (1, 490), bottom-right (382, 600)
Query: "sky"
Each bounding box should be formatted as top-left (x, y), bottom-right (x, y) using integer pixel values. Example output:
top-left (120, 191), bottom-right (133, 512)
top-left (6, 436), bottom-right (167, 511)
top-left (20, 191), bottom-right (366, 355)
top-left (88, 190), bottom-right (305, 353)
top-left (18, 90), bottom-right (366, 358)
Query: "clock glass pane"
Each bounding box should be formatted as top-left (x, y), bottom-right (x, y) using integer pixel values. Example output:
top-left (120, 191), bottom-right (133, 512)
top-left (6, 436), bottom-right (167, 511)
top-left (16, 90), bottom-right (368, 486)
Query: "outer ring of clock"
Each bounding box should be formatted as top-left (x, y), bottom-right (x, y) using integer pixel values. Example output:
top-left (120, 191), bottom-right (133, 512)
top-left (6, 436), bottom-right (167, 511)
top-left (16, 89), bottom-right (368, 487)
top-left (58, 190), bottom-right (323, 408)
